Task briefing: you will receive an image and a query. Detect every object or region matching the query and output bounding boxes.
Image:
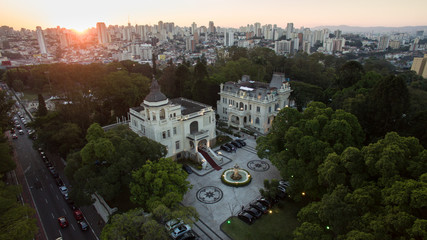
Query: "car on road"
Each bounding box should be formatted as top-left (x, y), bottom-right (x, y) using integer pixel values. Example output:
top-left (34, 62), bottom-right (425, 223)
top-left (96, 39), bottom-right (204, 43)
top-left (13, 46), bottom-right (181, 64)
top-left (73, 209), bottom-right (83, 221)
top-left (237, 211), bottom-right (255, 224)
top-left (235, 139), bottom-right (246, 146)
top-left (12, 134), bottom-right (18, 139)
top-left (10, 128), bottom-right (15, 134)
top-left (18, 129), bottom-right (24, 135)
top-left (77, 220), bottom-right (89, 231)
top-left (244, 207), bottom-right (262, 219)
top-left (182, 164), bottom-right (193, 174)
top-left (171, 224), bottom-right (191, 239)
top-left (58, 217), bottom-right (69, 228)
top-left (16, 125), bottom-right (21, 130)
top-left (59, 186), bottom-right (68, 195)
top-left (250, 201), bottom-right (268, 214)
top-left (220, 144), bottom-right (232, 152)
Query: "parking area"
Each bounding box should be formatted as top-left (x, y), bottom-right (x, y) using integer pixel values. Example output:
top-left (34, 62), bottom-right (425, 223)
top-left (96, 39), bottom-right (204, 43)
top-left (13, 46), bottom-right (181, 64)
top-left (182, 136), bottom-right (281, 240)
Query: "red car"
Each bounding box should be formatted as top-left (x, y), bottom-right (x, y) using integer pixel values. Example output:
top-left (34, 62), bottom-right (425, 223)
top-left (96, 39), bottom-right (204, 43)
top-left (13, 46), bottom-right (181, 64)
top-left (58, 216), bottom-right (69, 228)
top-left (73, 209), bottom-right (83, 221)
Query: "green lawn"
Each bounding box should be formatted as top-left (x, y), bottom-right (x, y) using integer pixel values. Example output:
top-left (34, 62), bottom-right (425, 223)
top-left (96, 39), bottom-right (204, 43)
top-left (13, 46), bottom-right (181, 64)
top-left (21, 89), bottom-right (40, 101)
top-left (221, 200), bottom-right (303, 240)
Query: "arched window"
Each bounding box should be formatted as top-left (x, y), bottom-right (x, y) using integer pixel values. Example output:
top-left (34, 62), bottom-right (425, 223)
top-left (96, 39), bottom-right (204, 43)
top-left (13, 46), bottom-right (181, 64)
top-left (255, 117), bottom-right (260, 125)
top-left (190, 121), bottom-right (199, 134)
top-left (160, 109), bottom-right (165, 120)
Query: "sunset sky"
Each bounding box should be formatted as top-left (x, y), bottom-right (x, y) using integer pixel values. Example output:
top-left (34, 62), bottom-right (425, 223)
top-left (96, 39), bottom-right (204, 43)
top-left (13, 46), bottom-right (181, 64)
top-left (2, 0), bottom-right (427, 31)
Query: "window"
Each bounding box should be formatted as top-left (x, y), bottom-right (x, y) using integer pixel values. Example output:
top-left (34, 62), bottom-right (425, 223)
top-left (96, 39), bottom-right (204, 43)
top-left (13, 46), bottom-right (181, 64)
top-left (167, 130), bottom-right (171, 138)
top-left (255, 117), bottom-right (260, 125)
top-left (140, 124), bottom-right (145, 134)
top-left (173, 113), bottom-right (176, 117)
top-left (176, 141), bottom-right (180, 150)
top-left (269, 106), bottom-right (271, 113)
top-left (245, 105), bottom-right (247, 110)
top-left (162, 131), bottom-right (166, 139)
top-left (173, 127), bottom-right (177, 135)
top-left (133, 120), bottom-right (137, 127)
top-left (209, 116), bottom-right (211, 123)
top-left (256, 106), bottom-right (260, 113)
top-left (249, 105), bottom-right (252, 110)
top-left (268, 117), bottom-right (270, 124)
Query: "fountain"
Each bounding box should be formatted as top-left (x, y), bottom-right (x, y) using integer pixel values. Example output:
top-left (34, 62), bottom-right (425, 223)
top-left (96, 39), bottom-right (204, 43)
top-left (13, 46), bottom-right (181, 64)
top-left (221, 163), bottom-right (252, 187)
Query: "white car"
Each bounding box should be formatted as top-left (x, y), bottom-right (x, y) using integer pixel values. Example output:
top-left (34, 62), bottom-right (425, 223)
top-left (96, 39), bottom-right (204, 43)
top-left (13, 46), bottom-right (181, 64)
top-left (165, 218), bottom-right (183, 232)
top-left (59, 186), bottom-right (68, 195)
top-left (171, 224), bottom-right (191, 239)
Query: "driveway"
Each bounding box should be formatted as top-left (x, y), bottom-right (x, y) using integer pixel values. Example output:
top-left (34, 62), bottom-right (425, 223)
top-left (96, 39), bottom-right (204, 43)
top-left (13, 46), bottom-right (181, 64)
top-left (182, 137), bottom-right (281, 240)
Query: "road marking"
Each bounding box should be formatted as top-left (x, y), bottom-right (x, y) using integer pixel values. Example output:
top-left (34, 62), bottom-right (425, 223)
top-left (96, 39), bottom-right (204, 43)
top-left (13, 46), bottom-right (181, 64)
top-left (63, 208), bottom-right (66, 215)
top-left (45, 198), bottom-right (48, 204)
top-left (24, 165), bottom-right (31, 174)
top-left (71, 224), bottom-right (75, 231)
top-left (51, 213), bottom-right (54, 219)
top-left (56, 195), bottom-right (59, 200)
top-left (35, 177), bottom-right (38, 181)
top-left (58, 229), bottom-right (62, 238)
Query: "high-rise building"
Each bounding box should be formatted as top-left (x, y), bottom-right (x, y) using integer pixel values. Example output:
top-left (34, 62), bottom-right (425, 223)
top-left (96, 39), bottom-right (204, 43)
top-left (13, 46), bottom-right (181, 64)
top-left (334, 29), bottom-right (342, 39)
top-left (191, 22), bottom-right (197, 35)
top-left (378, 35), bottom-right (390, 50)
top-left (36, 26), bottom-right (48, 54)
top-left (286, 22), bottom-right (294, 39)
top-left (224, 31), bottom-right (234, 47)
top-left (411, 54), bottom-right (427, 78)
top-left (96, 22), bottom-right (110, 45)
top-left (254, 22), bottom-right (261, 37)
top-left (208, 21), bottom-right (215, 34)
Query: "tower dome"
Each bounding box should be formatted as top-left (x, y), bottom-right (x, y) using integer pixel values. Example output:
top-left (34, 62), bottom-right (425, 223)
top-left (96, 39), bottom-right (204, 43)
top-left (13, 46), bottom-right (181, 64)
top-left (143, 77), bottom-right (168, 106)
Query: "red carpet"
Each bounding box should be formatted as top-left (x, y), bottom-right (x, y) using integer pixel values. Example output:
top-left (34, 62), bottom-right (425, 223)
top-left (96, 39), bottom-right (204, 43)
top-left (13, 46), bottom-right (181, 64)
top-left (198, 149), bottom-right (222, 170)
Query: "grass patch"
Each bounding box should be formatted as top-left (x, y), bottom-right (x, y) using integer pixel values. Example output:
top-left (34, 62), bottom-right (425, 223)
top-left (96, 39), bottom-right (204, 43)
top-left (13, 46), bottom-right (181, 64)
top-left (212, 134), bottom-right (232, 148)
top-left (178, 157), bottom-right (202, 170)
top-left (221, 200), bottom-right (303, 240)
top-left (21, 89), bottom-right (41, 101)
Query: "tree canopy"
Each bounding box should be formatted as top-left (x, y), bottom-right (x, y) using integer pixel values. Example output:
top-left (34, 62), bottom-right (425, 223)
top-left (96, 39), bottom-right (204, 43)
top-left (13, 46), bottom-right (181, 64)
top-left (130, 158), bottom-right (191, 211)
top-left (66, 123), bottom-right (167, 205)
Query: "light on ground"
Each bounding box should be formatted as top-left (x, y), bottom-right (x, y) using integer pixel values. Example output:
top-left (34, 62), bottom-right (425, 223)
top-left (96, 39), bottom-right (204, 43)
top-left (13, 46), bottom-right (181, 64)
top-left (326, 226), bottom-right (330, 230)
top-left (302, 192), bottom-right (306, 196)
top-left (227, 220), bottom-right (231, 224)
top-left (269, 210), bottom-right (273, 214)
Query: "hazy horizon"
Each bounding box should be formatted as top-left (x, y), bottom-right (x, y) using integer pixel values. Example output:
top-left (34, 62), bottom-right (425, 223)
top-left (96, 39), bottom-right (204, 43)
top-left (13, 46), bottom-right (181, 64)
top-left (2, 0), bottom-right (427, 31)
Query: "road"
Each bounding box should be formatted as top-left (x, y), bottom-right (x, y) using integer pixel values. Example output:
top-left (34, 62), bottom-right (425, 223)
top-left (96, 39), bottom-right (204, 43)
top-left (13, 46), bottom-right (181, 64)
top-left (10, 114), bottom-right (98, 240)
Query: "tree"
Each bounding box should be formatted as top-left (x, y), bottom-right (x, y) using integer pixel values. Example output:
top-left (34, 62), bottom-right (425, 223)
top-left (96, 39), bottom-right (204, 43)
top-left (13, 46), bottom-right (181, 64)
top-left (256, 102), bottom-right (364, 201)
top-left (0, 178), bottom-right (38, 240)
top-left (37, 94), bottom-right (48, 117)
top-left (337, 61), bottom-right (364, 89)
top-left (0, 90), bottom-right (14, 130)
top-left (130, 158), bottom-right (191, 211)
top-left (68, 124), bottom-right (167, 205)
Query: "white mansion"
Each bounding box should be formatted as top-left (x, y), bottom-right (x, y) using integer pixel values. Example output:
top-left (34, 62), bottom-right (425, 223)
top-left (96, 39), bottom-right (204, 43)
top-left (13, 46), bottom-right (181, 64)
top-left (217, 73), bottom-right (293, 134)
top-left (129, 78), bottom-right (217, 159)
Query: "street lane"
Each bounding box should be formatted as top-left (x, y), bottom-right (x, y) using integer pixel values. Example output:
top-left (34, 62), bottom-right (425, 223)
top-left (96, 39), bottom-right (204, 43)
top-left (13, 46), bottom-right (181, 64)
top-left (11, 115), bottom-right (97, 240)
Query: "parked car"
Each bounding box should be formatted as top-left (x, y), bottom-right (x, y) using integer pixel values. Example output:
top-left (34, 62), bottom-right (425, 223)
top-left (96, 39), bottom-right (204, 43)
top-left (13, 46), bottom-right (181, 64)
top-left (182, 164), bottom-right (193, 174)
top-left (165, 218), bottom-right (184, 232)
top-left (59, 186), bottom-right (68, 195)
top-left (220, 144), bottom-right (232, 153)
top-left (12, 134), bottom-right (18, 139)
top-left (73, 209), bottom-right (83, 221)
top-left (250, 201), bottom-right (268, 214)
top-left (257, 198), bottom-right (272, 209)
top-left (55, 178), bottom-right (64, 186)
top-left (279, 180), bottom-right (290, 188)
top-left (49, 167), bottom-right (59, 178)
top-left (16, 125), bottom-right (21, 130)
top-left (276, 186), bottom-right (287, 199)
top-left (58, 217), bottom-right (69, 228)
top-left (176, 230), bottom-right (196, 240)
top-left (170, 224), bottom-right (191, 239)
top-left (230, 140), bottom-right (242, 148)
top-left (237, 211), bottom-right (255, 224)
top-left (18, 129), bottom-right (24, 135)
top-left (244, 207), bottom-right (262, 219)
top-left (77, 221), bottom-right (89, 231)
top-left (10, 128), bottom-right (15, 134)
top-left (235, 139), bottom-right (246, 146)
top-left (224, 143), bottom-right (236, 152)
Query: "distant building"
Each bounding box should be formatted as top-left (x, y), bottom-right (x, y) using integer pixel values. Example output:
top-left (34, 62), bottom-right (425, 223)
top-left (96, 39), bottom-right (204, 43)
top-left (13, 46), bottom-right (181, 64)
top-left (36, 26), bottom-right (48, 54)
top-left (129, 78), bottom-right (216, 159)
top-left (378, 35), bottom-right (390, 50)
top-left (96, 22), bottom-right (110, 45)
top-left (389, 40), bottom-right (401, 49)
top-left (411, 54), bottom-right (427, 78)
top-left (208, 21), bottom-right (215, 34)
top-left (217, 73), bottom-right (292, 134)
top-left (224, 31), bottom-right (234, 47)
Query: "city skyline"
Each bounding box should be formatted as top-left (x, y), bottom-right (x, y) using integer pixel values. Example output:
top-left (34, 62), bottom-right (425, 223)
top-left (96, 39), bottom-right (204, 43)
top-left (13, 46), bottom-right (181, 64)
top-left (2, 0), bottom-right (427, 31)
